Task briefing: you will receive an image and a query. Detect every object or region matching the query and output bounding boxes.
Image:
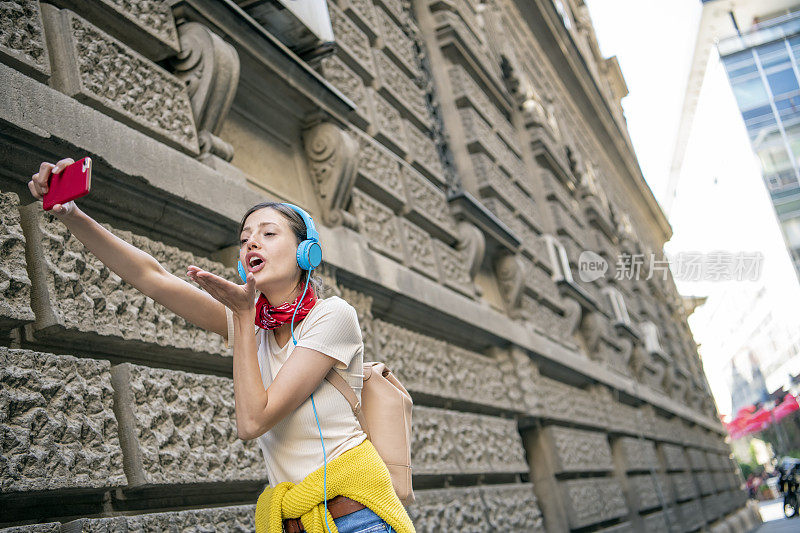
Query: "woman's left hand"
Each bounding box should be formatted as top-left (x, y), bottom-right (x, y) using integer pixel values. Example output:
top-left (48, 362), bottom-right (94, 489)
top-left (187, 265), bottom-right (256, 314)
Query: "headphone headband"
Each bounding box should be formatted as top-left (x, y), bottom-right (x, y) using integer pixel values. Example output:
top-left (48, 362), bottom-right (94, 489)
top-left (281, 203), bottom-right (319, 243)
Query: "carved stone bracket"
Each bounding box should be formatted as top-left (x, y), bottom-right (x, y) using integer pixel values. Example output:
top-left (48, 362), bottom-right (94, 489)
top-left (302, 121), bottom-right (359, 229)
top-left (171, 21), bottom-right (240, 162)
top-left (456, 221), bottom-right (486, 297)
top-left (578, 311), bottom-right (604, 360)
top-left (494, 252), bottom-right (526, 319)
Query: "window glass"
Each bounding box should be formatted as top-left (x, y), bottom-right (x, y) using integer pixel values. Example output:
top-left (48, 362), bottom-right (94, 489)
top-left (732, 77), bottom-right (770, 110)
top-left (767, 69), bottom-right (800, 96)
top-left (758, 41), bottom-right (790, 69)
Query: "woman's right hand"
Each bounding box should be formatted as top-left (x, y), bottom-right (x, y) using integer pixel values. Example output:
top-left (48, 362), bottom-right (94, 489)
top-left (28, 158), bottom-right (78, 216)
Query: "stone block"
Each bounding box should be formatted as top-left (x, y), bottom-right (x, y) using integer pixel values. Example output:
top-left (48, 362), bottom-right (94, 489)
top-left (670, 472), bottom-right (698, 501)
top-left (696, 472), bottom-right (714, 495)
top-left (615, 437), bottom-right (658, 472)
top-left (0, 0), bottom-right (50, 81)
top-left (372, 90), bottom-right (409, 157)
top-left (660, 443), bottom-right (688, 471)
top-left (432, 239), bottom-right (473, 297)
top-left (560, 477), bottom-right (628, 529)
top-left (350, 189), bottom-right (405, 263)
top-left (0, 192), bottom-right (35, 330)
top-left (60, 504), bottom-right (255, 532)
top-left (479, 483), bottom-right (545, 531)
top-left (400, 164), bottom-right (458, 244)
top-left (337, 0), bottom-right (379, 42)
top-left (543, 425), bottom-right (613, 474)
top-left (0, 524), bottom-right (60, 532)
top-left (407, 483), bottom-right (543, 531)
top-left (399, 218), bottom-right (440, 281)
top-left (354, 134), bottom-right (407, 211)
top-left (627, 474), bottom-right (668, 512)
top-left (678, 499), bottom-right (706, 530)
top-left (0, 347), bottom-right (125, 493)
top-left (20, 209), bottom-right (232, 364)
top-left (41, 7), bottom-right (198, 154)
top-left (111, 363), bottom-right (265, 487)
top-left (374, 50), bottom-right (430, 131)
top-left (46, 0), bottom-right (180, 61)
top-left (375, 6), bottom-right (420, 78)
top-left (539, 376), bottom-right (605, 428)
top-left (411, 406), bottom-right (526, 475)
top-left (404, 120), bottom-right (445, 187)
top-left (328, 2), bottom-right (374, 82)
top-left (687, 447), bottom-right (708, 470)
top-left (371, 319), bottom-right (520, 410)
top-left (318, 55), bottom-right (373, 129)
top-left (641, 509), bottom-right (679, 533)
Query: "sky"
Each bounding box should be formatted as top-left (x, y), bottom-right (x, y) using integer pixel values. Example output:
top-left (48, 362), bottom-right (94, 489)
top-left (584, 0), bottom-right (800, 416)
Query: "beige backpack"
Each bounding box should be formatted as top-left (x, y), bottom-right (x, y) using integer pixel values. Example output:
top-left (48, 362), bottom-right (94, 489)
top-left (325, 362), bottom-right (415, 506)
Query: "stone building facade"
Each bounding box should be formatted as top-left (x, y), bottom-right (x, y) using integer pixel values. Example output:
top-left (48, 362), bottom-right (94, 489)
top-left (0, 0), bottom-right (758, 531)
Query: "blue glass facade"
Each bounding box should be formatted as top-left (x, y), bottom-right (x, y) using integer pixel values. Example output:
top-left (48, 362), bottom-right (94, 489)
top-left (720, 11), bottom-right (800, 280)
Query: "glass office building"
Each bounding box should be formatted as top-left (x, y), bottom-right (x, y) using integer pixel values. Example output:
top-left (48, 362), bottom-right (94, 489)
top-left (719, 10), bottom-right (800, 281)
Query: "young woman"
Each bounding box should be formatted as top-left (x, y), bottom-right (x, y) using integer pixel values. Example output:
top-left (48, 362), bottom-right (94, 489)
top-left (28, 158), bottom-right (414, 533)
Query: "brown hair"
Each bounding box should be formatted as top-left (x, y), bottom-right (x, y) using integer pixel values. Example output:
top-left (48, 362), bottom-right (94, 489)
top-left (239, 202), bottom-right (324, 295)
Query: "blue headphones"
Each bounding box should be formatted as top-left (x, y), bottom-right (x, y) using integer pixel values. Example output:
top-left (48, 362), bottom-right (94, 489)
top-left (237, 203), bottom-right (322, 282)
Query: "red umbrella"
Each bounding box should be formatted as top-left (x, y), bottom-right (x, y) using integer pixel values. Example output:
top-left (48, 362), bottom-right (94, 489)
top-left (772, 394), bottom-right (799, 422)
top-left (742, 408), bottom-right (773, 435)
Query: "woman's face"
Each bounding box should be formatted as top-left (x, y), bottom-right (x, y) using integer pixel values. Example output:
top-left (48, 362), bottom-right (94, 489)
top-left (239, 208), bottom-right (300, 292)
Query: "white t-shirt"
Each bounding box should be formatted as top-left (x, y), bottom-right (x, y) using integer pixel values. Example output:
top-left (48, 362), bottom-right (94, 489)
top-left (227, 296), bottom-right (367, 485)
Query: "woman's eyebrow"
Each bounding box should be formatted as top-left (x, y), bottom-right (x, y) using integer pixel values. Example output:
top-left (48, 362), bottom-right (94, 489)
top-left (241, 221), bottom-right (279, 233)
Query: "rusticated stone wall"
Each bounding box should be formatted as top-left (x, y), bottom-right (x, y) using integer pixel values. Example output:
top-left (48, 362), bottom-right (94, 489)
top-left (0, 0), bottom-right (757, 531)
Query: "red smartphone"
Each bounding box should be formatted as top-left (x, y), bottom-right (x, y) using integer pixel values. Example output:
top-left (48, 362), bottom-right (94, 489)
top-left (42, 157), bottom-right (92, 211)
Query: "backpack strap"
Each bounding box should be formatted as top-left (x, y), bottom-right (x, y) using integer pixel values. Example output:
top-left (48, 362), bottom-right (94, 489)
top-left (325, 367), bottom-right (371, 437)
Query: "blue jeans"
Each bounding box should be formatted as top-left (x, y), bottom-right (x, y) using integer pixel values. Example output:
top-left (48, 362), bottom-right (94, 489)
top-left (332, 506), bottom-right (394, 533)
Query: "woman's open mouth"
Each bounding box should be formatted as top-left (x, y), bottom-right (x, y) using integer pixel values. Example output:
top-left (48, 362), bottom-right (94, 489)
top-left (246, 253), bottom-right (265, 273)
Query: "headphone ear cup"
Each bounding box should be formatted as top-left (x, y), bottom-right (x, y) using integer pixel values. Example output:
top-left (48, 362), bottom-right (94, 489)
top-left (237, 261), bottom-right (247, 283)
top-left (297, 240), bottom-right (322, 271)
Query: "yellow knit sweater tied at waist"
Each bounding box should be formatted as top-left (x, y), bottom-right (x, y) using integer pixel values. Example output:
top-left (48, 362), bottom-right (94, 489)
top-left (254, 439), bottom-right (415, 533)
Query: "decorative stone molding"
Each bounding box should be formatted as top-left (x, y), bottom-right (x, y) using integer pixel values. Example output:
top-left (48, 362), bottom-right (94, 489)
top-left (0, 0), bottom-right (50, 81)
top-left (41, 7), bottom-right (199, 154)
top-left (303, 121), bottom-right (359, 228)
top-left (0, 347), bottom-right (125, 493)
top-left (111, 363), bottom-right (264, 487)
top-left (171, 21), bottom-right (240, 163)
top-left (0, 192), bottom-right (34, 330)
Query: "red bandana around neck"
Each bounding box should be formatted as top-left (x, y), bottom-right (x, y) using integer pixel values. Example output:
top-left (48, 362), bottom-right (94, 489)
top-left (254, 286), bottom-right (317, 330)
